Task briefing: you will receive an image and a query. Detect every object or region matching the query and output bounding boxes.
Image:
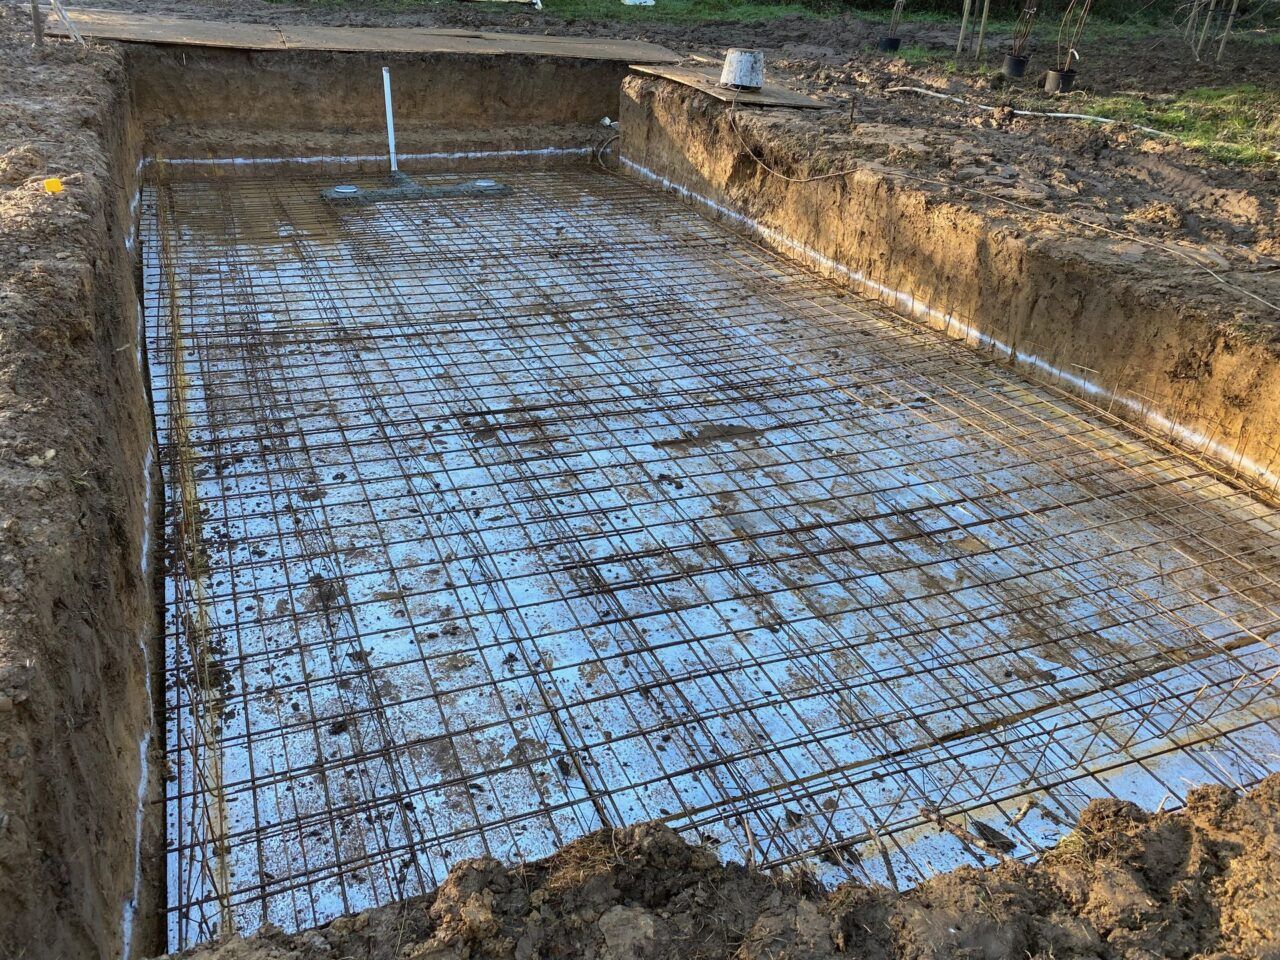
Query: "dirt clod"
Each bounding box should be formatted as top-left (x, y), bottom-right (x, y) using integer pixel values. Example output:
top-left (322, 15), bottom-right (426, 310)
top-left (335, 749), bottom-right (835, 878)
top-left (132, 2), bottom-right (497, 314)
top-left (168, 776), bottom-right (1280, 960)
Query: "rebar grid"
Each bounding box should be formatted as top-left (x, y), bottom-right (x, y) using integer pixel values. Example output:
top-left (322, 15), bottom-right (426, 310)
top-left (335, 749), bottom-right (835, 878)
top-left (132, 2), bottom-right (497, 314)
top-left (142, 165), bottom-right (1280, 950)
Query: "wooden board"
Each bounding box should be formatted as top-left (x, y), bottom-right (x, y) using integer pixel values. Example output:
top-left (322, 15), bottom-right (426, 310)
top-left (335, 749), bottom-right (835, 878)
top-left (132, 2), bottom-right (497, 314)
top-left (629, 64), bottom-right (823, 108)
top-left (278, 24), bottom-right (676, 61)
top-left (52, 9), bottom-right (287, 49)
top-left (49, 8), bottom-right (679, 62)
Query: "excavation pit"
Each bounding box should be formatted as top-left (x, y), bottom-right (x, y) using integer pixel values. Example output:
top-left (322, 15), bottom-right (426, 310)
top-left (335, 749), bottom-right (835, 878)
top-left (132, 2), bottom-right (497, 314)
top-left (145, 163), bottom-right (1280, 950)
top-left (7, 11), bottom-right (1280, 958)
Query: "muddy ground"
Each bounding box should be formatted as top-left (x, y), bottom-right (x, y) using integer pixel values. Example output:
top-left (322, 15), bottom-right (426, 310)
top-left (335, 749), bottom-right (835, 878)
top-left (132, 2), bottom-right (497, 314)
top-left (3, 2), bottom-right (1280, 958)
top-left (169, 776), bottom-right (1280, 960)
top-left (78, 0), bottom-right (1280, 327)
top-left (65, 0), bottom-right (1280, 96)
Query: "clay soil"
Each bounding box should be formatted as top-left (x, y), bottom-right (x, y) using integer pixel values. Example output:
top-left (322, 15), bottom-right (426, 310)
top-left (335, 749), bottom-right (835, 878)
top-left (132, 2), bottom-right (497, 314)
top-left (169, 776), bottom-right (1280, 960)
top-left (0, 4), bottom-right (155, 960)
top-left (5, 2), bottom-right (1280, 959)
top-left (84, 0), bottom-right (1280, 328)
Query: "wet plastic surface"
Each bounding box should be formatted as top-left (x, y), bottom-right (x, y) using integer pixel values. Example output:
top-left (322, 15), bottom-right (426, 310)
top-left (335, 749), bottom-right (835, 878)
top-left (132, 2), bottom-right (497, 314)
top-left (143, 164), bottom-right (1280, 949)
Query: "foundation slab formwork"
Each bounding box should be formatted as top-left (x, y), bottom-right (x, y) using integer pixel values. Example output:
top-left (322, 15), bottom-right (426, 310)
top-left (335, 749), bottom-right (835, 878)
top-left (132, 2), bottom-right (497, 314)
top-left (141, 164), bottom-right (1280, 950)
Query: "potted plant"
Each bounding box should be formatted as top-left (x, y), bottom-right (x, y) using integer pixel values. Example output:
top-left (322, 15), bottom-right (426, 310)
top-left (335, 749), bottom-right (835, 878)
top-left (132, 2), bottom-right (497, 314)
top-left (879, 0), bottom-right (906, 52)
top-left (1047, 0), bottom-right (1091, 92)
top-left (1003, 1), bottom-right (1037, 77)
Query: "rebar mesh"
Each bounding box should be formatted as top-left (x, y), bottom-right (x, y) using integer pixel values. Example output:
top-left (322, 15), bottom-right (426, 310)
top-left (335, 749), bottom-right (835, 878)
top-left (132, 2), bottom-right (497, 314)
top-left (142, 164), bottom-right (1280, 950)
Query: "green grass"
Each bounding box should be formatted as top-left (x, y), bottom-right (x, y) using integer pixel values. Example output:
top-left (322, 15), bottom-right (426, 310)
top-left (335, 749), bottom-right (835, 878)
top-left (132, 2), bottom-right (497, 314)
top-left (894, 42), bottom-right (960, 66)
top-left (1071, 84), bottom-right (1280, 164)
top-left (856, 37), bottom-right (1278, 166)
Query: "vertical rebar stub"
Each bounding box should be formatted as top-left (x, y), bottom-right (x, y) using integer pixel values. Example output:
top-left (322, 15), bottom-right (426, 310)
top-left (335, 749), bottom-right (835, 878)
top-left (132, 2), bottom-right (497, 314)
top-left (719, 48), bottom-right (764, 91)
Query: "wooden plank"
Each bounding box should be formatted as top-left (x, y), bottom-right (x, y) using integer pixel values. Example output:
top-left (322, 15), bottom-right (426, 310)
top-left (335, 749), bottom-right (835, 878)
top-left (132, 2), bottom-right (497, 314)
top-left (49, 8), bottom-right (678, 62)
top-left (629, 64), bottom-right (823, 108)
top-left (277, 25), bottom-right (501, 55)
top-left (279, 25), bottom-right (677, 61)
top-left (52, 8), bottom-right (286, 49)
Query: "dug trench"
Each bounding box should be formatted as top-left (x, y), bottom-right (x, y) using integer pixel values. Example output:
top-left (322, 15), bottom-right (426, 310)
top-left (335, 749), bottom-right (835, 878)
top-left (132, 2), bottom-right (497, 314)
top-left (3, 15), bottom-right (648, 960)
top-left (3, 6), bottom-right (1280, 960)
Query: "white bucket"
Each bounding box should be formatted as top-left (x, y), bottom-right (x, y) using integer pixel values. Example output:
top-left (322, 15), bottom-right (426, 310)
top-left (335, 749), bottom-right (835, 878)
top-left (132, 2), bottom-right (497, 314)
top-left (719, 48), bottom-right (765, 90)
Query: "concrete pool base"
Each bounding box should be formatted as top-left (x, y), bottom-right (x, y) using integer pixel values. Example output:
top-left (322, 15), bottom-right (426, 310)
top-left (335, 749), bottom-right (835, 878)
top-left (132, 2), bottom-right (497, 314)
top-left (146, 162), bottom-right (1280, 948)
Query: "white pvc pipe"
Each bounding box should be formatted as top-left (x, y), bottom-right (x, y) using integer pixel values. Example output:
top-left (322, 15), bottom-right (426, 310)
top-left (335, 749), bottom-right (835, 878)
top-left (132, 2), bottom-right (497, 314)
top-left (956, 0), bottom-right (973, 55)
top-left (382, 66), bottom-right (398, 173)
top-left (150, 146), bottom-right (594, 169)
top-left (885, 85), bottom-right (1178, 139)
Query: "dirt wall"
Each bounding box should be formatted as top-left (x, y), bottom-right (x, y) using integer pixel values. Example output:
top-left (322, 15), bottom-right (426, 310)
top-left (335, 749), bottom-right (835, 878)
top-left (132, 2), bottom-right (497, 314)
top-left (128, 45), bottom-right (625, 159)
top-left (1, 19), bottom-right (159, 960)
top-left (619, 76), bottom-right (1280, 496)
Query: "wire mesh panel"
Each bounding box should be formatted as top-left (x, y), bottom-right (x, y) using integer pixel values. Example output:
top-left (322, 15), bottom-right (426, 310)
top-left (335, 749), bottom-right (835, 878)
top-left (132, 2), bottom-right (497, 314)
top-left (142, 164), bottom-right (1280, 950)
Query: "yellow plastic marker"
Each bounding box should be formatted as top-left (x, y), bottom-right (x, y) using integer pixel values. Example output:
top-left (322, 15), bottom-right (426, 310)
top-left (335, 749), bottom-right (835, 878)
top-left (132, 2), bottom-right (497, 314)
top-left (43, 177), bottom-right (63, 194)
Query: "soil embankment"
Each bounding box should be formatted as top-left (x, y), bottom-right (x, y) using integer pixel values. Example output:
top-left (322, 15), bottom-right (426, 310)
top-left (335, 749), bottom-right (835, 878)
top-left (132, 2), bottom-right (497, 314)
top-left (0, 6), bottom-right (156, 959)
top-left (621, 74), bottom-right (1280, 492)
top-left (169, 776), bottom-right (1280, 960)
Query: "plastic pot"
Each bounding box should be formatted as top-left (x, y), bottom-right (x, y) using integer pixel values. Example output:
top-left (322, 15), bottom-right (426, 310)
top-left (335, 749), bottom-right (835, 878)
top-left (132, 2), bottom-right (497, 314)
top-left (877, 36), bottom-right (902, 53)
top-left (1044, 68), bottom-right (1077, 93)
top-left (1002, 54), bottom-right (1028, 78)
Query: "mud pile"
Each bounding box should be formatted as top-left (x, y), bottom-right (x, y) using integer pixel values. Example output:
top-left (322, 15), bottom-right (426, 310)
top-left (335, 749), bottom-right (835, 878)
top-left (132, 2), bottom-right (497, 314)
top-left (169, 776), bottom-right (1280, 960)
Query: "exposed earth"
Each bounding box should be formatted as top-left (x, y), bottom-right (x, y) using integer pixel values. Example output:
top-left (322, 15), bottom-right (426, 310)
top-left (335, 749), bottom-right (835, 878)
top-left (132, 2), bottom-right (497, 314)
top-left (3, 2), bottom-right (1280, 959)
top-left (76, 0), bottom-right (1280, 328)
top-left (68, 0), bottom-right (1280, 98)
top-left (1, 5), bottom-right (154, 959)
top-left (171, 776), bottom-right (1280, 960)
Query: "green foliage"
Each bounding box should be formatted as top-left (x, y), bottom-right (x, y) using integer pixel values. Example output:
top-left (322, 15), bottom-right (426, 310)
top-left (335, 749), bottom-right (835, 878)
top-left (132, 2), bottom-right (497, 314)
top-left (893, 42), bottom-right (960, 65)
top-left (1079, 84), bottom-right (1280, 164)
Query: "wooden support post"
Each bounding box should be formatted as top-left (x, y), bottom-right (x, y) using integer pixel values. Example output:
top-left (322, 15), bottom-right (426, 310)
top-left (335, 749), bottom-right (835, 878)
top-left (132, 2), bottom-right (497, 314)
top-left (957, 0), bottom-right (973, 56)
top-left (974, 0), bottom-right (992, 60)
top-left (1216, 0), bottom-right (1240, 62)
top-left (30, 0), bottom-right (44, 46)
top-left (1194, 0), bottom-right (1216, 59)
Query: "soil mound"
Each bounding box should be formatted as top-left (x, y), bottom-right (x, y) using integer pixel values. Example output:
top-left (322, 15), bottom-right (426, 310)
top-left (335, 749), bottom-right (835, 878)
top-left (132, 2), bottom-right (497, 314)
top-left (169, 775), bottom-right (1280, 960)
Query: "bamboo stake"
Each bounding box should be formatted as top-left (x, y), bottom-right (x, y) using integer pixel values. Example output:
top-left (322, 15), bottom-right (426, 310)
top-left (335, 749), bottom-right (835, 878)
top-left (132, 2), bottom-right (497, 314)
top-left (1185, 0), bottom-right (1201, 42)
top-left (974, 0), bottom-right (993, 60)
top-left (30, 0), bottom-right (43, 46)
top-left (957, 0), bottom-right (973, 56)
top-left (1216, 0), bottom-right (1240, 62)
top-left (889, 0), bottom-right (906, 38)
top-left (1194, 0), bottom-right (1216, 59)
